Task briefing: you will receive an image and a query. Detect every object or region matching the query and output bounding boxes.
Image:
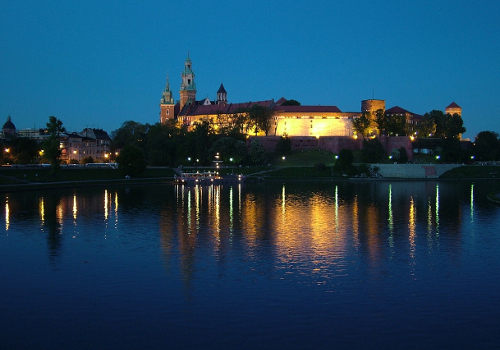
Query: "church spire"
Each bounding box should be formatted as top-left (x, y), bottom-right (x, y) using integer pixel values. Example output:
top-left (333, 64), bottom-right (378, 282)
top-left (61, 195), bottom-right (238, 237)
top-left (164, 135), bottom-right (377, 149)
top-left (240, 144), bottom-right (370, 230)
top-left (160, 73), bottom-right (175, 124)
top-left (180, 52), bottom-right (197, 109)
top-left (160, 74), bottom-right (174, 105)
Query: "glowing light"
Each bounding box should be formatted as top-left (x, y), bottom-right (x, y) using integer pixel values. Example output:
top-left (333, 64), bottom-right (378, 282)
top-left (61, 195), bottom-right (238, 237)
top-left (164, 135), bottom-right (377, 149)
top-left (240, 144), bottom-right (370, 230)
top-left (39, 197), bottom-right (45, 222)
top-left (73, 195), bottom-right (77, 219)
top-left (5, 197), bottom-right (9, 231)
top-left (435, 184), bottom-right (440, 234)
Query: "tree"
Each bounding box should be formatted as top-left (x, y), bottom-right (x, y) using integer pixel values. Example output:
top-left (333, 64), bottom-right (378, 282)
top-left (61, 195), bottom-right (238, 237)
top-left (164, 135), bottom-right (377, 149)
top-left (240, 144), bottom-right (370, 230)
top-left (42, 116), bottom-right (66, 173)
top-left (209, 137), bottom-right (247, 164)
top-left (111, 121), bottom-right (149, 150)
top-left (275, 134), bottom-right (292, 155)
top-left (397, 146), bottom-right (408, 163)
top-left (333, 149), bottom-right (355, 174)
top-left (116, 145), bottom-right (147, 176)
top-left (10, 137), bottom-right (39, 164)
top-left (474, 131), bottom-right (500, 161)
top-left (249, 138), bottom-right (266, 164)
top-left (361, 138), bottom-right (385, 163)
top-left (445, 113), bottom-right (466, 139)
top-left (352, 112), bottom-right (371, 138)
top-left (248, 104), bottom-right (273, 136)
top-left (417, 114), bottom-right (436, 138)
top-left (387, 114), bottom-right (407, 136)
top-left (81, 156), bottom-right (95, 164)
top-left (281, 99), bottom-right (301, 106)
top-left (375, 109), bottom-right (388, 135)
top-left (145, 121), bottom-right (181, 166)
top-left (424, 110), bottom-right (465, 139)
top-left (441, 137), bottom-right (464, 163)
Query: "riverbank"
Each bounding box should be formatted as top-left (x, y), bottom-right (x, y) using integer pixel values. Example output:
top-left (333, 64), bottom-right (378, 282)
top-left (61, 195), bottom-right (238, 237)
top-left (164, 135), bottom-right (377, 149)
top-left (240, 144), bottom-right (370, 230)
top-left (1, 164), bottom-right (499, 193)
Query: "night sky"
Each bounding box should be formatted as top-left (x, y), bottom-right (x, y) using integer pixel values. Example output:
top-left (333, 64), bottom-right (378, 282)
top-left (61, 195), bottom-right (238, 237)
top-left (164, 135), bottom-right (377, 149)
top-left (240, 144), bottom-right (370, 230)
top-left (1, 0), bottom-right (499, 140)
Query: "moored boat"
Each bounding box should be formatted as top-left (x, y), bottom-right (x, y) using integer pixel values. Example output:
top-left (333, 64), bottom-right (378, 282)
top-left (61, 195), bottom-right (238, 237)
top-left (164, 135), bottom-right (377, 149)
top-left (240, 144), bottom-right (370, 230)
top-left (175, 171), bottom-right (245, 185)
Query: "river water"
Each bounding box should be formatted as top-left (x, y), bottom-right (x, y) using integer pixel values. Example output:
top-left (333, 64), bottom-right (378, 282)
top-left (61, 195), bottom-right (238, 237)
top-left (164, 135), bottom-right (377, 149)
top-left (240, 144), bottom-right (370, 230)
top-left (1, 180), bottom-right (500, 349)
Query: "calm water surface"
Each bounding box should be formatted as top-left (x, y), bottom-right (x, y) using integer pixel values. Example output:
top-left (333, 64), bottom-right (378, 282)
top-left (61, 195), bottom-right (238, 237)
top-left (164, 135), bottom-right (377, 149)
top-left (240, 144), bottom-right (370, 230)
top-left (1, 180), bottom-right (500, 349)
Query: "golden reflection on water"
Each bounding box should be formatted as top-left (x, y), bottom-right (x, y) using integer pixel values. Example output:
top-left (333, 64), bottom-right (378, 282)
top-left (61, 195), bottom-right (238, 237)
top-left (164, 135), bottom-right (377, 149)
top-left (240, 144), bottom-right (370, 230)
top-left (73, 195), bottom-right (77, 220)
top-left (5, 196), bottom-right (9, 231)
top-left (470, 183), bottom-right (474, 224)
top-left (104, 189), bottom-right (108, 220)
top-left (39, 197), bottom-right (45, 222)
top-left (435, 184), bottom-right (440, 235)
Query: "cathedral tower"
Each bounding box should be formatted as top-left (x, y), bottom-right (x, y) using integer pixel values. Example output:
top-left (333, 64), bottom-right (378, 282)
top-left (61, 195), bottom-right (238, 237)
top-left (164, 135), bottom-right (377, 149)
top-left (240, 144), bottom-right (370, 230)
top-left (179, 53), bottom-right (197, 110)
top-left (216, 83), bottom-right (227, 105)
top-left (160, 75), bottom-right (175, 124)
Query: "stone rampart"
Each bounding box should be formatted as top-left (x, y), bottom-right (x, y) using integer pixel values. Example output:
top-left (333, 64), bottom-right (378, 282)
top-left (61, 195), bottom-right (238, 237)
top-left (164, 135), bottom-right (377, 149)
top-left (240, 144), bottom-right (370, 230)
top-left (373, 164), bottom-right (461, 178)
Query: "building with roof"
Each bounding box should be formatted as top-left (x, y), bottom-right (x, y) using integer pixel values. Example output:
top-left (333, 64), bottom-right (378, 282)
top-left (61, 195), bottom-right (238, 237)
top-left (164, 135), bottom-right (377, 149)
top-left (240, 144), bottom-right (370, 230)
top-left (1, 115), bottom-right (17, 139)
top-left (445, 102), bottom-right (462, 116)
top-left (160, 55), bottom-right (361, 137)
top-left (160, 55), bottom-right (461, 141)
top-left (384, 106), bottom-right (423, 136)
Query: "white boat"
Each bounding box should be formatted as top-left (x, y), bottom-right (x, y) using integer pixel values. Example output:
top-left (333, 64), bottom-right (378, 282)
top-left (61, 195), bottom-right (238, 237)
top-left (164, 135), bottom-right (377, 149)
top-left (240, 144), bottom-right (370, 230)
top-left (175, 171), bottom-right (245, 185)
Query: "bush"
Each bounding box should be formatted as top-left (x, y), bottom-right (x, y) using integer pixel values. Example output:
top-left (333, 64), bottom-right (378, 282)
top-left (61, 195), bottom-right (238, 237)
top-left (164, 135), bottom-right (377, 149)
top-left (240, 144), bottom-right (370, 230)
top-left (314, 163), bottom-right (326, 171)
top-left (116, 145), bottom-right (147, 176)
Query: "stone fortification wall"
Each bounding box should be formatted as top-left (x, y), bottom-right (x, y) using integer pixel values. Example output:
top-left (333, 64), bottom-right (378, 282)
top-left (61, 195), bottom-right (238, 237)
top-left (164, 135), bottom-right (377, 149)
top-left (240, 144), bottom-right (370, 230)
top-left (248, 136), bottom-right (413, 159)
top-left (275, 117), bottom-right (352, 137)
top-left (373, 164), bottom-right (461, 178)
top-left (379, 136), bottom-right (414, 161)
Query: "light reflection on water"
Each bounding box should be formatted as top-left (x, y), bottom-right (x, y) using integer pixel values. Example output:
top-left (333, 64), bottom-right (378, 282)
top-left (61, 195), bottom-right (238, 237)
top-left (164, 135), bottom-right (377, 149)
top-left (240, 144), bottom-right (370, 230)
top-left (1, 180), bottom-right (500, 349)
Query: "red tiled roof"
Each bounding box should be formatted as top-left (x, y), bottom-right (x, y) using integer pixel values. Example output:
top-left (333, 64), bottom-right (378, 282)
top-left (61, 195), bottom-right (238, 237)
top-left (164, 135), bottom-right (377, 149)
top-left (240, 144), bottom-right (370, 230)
top-left (178, 100), bottom-right (275, 116)
top-left (446, 101), bottom-right (461, 109)
top-left (275, 97), bottom-right (287, 106)
top-left (273, 105), bottom-right (342, 113)
top-left (385, 106), bottom-right (411, 114)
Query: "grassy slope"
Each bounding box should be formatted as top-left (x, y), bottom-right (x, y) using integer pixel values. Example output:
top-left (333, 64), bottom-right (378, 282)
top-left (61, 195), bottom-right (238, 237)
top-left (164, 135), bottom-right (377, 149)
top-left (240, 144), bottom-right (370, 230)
top-left (0, 167), bottom-right (176, 185)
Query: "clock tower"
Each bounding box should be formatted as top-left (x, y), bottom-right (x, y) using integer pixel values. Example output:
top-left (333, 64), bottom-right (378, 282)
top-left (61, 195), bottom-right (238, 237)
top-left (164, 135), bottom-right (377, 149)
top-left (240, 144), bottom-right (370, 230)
top-left (179, 53), bottom-right (197, 110)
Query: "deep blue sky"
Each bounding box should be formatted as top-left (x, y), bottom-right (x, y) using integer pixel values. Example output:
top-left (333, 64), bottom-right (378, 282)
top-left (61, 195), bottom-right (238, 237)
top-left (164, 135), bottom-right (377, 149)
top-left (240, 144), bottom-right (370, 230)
top-left (1, 0), bottom-right (499, 139)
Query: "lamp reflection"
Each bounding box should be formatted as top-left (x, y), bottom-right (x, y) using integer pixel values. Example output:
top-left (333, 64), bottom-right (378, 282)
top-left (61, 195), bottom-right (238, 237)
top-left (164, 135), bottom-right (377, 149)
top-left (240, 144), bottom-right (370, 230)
top-left (5, 197), bottom-right (9, 231)
top-left (73, 195), bottom-right (77, 220)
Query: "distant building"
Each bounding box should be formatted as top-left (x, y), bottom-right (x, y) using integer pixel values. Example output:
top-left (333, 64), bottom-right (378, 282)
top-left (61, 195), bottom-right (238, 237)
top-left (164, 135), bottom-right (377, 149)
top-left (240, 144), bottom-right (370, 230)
top-left (445, 102), bottom-right (462, 116)
top-left (384, 106), bottom-right (423, 136)
top-left (1, 115), bottom-right (17, 139)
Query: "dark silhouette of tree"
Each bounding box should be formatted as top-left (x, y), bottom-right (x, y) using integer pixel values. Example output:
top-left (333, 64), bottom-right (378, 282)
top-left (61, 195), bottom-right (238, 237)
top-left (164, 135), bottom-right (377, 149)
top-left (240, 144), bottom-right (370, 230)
top-left (249, 138), bottom-right (266, 164)
top-left (333, 149), bottom-right (356, 174)
top-left (375, 109), bottom-right (388, 135)
top-left (42, 116), bottom-right (66, 173)
top-left (474, 131), bottom-right (499, 161)
top-left (352, 112), bottom-right (371, 138)
top-left (275, 134), bottom-right (292, 155)
top-left (417, 114), bottom-right (436, 138)
top-left (281, 99), bottom-right (301, 106)
top-left (116, 145), bottom-right (147, 176)
top-left (209, 137), bottom-right (247, 164)
top-left (361, 138), bottom-right (385, 163)
top-left (10, 137), bottom-right (39, 164)
top-left (248, 105), bottom-right (273, 136)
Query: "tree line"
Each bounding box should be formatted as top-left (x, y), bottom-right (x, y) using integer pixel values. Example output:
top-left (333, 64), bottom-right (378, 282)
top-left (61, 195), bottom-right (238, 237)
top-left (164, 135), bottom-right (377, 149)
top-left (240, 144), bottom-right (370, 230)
top-left (352, 109), bottom-right (466, 139)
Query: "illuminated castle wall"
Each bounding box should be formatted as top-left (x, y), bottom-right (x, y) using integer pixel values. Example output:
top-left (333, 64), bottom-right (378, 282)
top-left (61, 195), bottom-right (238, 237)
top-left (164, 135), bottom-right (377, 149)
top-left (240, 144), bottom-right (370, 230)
top-left (159, 55), bottom-right (460, 141)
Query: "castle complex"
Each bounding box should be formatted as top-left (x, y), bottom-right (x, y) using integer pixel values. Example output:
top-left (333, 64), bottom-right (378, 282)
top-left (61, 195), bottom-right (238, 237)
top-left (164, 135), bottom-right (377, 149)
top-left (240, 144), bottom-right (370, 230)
top-left (161, 54), bottom-right (461, 140)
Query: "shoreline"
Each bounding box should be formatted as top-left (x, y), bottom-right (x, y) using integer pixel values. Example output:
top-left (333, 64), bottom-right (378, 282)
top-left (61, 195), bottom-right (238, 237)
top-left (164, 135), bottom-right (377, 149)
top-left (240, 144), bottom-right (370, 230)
top-left (2, 175), bottom-right (499, 193)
